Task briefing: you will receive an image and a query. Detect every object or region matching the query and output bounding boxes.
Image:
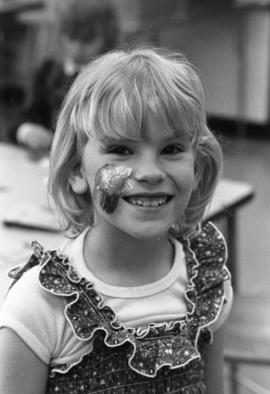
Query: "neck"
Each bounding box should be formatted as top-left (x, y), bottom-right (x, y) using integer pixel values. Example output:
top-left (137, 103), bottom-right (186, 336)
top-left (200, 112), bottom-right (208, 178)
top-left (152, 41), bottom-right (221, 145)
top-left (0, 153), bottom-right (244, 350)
top-left (83, 225), bottom-right (174, 287)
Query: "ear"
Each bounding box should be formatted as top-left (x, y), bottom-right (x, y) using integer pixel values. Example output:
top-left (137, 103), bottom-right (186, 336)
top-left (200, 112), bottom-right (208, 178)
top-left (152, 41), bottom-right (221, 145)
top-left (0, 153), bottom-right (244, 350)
top-left (69, 167), bottom-right (88, 194)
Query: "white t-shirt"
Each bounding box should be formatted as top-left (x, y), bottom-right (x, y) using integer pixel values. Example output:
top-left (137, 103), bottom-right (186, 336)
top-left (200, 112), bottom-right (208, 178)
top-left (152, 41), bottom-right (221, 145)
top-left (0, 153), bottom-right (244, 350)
top-left (0, 230), bottom-right (233, 368)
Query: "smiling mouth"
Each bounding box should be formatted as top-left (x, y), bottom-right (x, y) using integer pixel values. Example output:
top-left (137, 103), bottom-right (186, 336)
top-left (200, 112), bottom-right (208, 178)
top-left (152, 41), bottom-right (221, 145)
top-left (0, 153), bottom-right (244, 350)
top-left (123, 195), bottom-right (172, 208)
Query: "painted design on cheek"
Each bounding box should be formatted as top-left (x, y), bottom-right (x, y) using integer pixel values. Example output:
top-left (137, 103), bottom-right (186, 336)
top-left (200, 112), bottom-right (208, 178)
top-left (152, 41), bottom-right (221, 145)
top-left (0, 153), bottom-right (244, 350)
top-left (93, 164), bottom-right (135, 213)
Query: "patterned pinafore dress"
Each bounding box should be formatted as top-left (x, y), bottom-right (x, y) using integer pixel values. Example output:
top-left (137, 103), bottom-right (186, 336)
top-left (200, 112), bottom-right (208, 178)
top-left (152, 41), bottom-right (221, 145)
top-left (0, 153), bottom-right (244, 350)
top-left (9, 222), bottom-right (230, 393)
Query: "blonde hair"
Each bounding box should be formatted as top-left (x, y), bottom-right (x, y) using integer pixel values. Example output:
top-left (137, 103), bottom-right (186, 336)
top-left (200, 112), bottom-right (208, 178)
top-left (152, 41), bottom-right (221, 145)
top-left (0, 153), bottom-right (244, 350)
top-left (48, 46), bottom-right (222, 237)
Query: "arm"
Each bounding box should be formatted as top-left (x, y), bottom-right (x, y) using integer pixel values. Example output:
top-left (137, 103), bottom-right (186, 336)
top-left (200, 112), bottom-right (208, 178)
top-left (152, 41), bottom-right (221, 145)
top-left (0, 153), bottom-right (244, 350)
top-left (0, 328), bottom-right (48, 394)
top-left (204, 323), bottom-right (226, 394)
top-left (16, 122), bottom-right (54, 150)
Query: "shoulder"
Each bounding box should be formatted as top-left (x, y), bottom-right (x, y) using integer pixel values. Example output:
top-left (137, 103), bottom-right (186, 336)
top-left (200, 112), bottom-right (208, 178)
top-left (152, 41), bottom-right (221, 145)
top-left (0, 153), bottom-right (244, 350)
top-left (181, 221), bottom-right (229, 286)
top-left (1, 264), bottom-right (65, 332)
top-left (1, 253), bottom-right (67, 314)
top-left (0, 263), bottom-right (68, 364)
top-left (188, 221), bottom-right (227, 262)
top-left (4, 263), bottom-right (65, 310)
top-left (182, 222), bottom-right (233, 331)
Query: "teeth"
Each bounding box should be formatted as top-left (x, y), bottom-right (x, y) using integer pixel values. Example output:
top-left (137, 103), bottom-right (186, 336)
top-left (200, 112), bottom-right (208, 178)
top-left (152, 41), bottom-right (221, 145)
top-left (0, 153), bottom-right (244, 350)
top-left (128, 197), bottom-right (168, 207)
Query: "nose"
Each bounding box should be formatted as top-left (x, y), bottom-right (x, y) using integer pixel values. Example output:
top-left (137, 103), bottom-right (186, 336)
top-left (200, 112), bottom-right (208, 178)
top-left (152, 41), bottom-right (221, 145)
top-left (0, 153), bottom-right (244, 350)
top-left (134, 155), bottom-right (166, 185)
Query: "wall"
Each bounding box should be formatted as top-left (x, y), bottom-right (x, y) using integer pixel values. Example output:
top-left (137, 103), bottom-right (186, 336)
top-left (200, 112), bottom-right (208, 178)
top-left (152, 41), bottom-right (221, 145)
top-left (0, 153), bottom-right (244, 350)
top-left (2, 1), bottom-right (270, 124)
top-left (160, 12), bottom-right (241, 120)
top-left (113, 1), bottom-right (270, 124)
top-left (241, 10), bottom-right (270, 122)
top-left (159, 8), bottom-right (270, 123)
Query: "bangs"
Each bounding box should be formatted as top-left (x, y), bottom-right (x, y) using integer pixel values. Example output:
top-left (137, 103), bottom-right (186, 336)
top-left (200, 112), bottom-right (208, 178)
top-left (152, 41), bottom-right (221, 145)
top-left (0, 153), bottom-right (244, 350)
top-left (70, 49), bottom-right (205, 145)
top-left (94, 84), bottom-right (197, 144)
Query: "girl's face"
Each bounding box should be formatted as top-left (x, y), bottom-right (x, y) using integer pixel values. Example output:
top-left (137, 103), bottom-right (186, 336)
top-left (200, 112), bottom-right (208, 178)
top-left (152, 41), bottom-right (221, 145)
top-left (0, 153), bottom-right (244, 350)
top-left (70, 113), bottom-right (197, 240)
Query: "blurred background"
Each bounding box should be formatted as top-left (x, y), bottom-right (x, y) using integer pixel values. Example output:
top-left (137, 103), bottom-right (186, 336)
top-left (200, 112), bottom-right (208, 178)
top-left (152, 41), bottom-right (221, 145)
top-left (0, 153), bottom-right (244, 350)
top-left (0, 1), bottom-right (270, 393)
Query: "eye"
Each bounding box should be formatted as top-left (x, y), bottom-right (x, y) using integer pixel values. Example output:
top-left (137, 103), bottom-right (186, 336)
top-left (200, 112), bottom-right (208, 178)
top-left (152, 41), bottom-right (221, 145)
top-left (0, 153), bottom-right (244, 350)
top-left (161, 144), bottom-right (184, 155)
top-left (107, 145), bottom-right (132, 156)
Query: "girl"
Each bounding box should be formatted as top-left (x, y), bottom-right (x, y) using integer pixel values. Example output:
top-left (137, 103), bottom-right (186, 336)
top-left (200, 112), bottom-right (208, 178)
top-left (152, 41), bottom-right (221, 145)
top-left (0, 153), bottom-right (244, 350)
top-left (0, 47), bottom-right (232, 393)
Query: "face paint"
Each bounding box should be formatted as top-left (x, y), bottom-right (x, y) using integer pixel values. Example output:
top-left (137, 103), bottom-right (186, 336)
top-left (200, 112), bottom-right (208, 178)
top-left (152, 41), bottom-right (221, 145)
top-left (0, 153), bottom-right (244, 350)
top-left (93, 164), bottom-right (135, 213)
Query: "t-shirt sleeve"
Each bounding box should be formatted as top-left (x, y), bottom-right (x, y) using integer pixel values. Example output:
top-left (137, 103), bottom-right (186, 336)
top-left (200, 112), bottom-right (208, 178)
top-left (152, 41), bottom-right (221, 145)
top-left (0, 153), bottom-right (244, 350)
top-left (203, 223), bottom-right (233, 332)
top-left (211, 276), bottom-right (233, 333)
top-left (0, 266), bottom-right (68, 364)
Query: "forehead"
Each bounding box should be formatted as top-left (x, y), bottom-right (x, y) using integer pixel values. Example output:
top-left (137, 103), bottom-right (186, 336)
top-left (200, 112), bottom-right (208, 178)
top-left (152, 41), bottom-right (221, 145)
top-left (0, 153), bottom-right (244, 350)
top-left (93, 112), bottom-right (192, 148)
top-left (142, 111), bottom-right (189, 141)
top-left (85, 85), bottom-right (195, 144)
top-left (74, 51), bottom-right (202, 146)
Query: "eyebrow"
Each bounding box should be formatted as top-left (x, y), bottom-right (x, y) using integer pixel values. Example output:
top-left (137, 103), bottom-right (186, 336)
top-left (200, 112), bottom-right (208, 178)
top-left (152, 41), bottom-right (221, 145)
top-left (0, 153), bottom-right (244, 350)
top-left (99, 136), bottom-right (140, 145)
top-left (98, 130), bottom-right (192, 146)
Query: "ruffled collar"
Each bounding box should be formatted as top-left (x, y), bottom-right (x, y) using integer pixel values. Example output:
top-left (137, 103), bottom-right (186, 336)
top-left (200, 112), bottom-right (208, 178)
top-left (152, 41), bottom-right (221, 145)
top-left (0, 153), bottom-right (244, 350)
top-left (9, 221), bottom-right (230, 378)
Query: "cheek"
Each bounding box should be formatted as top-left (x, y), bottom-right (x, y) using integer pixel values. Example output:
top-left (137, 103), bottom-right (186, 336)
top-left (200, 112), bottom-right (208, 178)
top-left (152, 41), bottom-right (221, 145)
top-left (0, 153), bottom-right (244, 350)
top-left (175, 163), bottom-right (196, 189)
top-left (93, 165), bottom-right (134, 214)
top-left (185, 159), bottom-right (196, 185)
top-left (80, 159), bottom-right (99, 191)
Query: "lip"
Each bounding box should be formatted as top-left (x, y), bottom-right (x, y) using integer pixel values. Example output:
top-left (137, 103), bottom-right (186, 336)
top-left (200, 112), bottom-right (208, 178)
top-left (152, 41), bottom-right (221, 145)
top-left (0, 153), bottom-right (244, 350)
top-left (122, 193), bottom-right (173, 209)
top-left (123, 192), bottom-right (173, 198)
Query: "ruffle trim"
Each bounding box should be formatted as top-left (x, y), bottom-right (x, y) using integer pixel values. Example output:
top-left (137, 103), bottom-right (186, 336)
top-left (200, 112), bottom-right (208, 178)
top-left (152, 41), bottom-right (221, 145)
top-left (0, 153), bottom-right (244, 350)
top-left (8, 222), bottom-right (230, 378)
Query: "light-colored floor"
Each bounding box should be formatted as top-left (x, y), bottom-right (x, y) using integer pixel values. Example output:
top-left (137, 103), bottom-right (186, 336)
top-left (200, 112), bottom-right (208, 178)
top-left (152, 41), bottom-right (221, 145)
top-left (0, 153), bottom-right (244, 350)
top-left (222, 135), bottom-right (270, 394)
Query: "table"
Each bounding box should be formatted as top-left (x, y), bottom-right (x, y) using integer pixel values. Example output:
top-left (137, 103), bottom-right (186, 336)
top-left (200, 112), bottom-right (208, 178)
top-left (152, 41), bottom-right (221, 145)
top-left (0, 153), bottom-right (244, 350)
top-left (0, 144), bottom-right (63, 304)
top-left (0, 143), bottom-right (254, 304)
top-left (205, 178), bottom-right (255, 290)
